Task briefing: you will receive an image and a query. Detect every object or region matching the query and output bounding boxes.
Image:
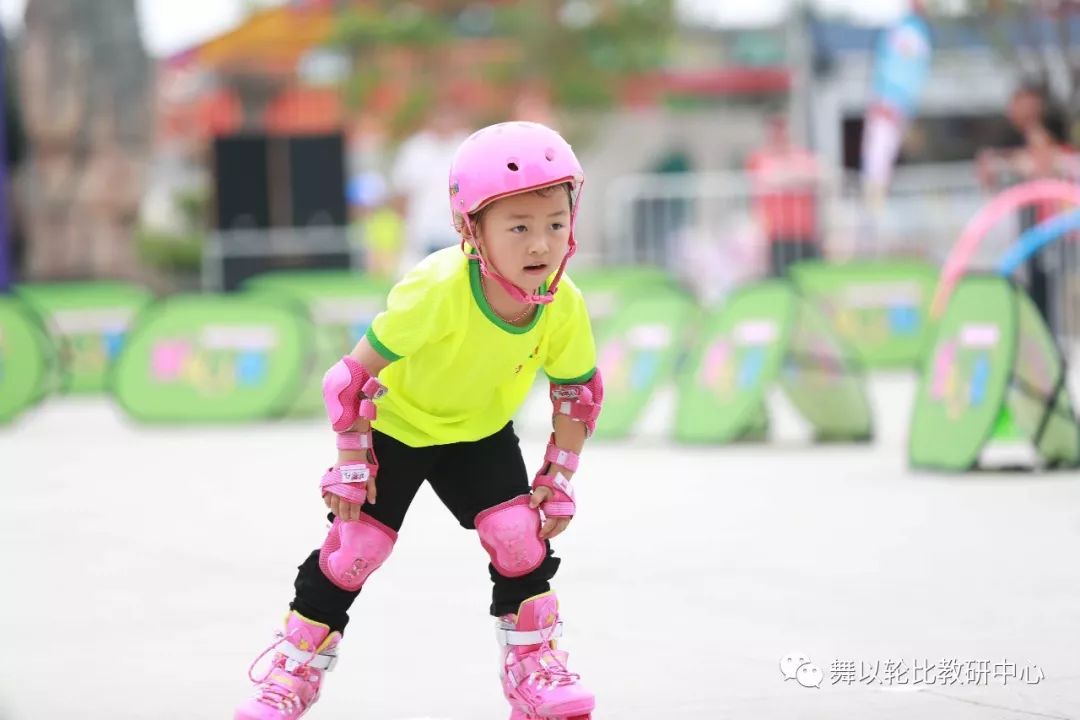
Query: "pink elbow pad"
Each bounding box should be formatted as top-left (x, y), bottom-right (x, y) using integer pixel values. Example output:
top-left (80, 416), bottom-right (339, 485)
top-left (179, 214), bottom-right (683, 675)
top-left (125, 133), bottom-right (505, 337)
top-left (549, 369), bottom-right (604, 436)
top-left (323, 356), bottom-right (387, 432)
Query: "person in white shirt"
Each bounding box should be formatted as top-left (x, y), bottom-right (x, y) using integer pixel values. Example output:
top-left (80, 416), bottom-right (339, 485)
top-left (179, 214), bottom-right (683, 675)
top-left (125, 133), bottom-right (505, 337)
top-left (390, 105), bottom-right (468, 276)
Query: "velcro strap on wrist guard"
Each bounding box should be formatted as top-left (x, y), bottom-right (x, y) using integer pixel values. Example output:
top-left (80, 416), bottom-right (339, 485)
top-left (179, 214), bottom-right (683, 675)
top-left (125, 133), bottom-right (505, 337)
top-left (336, 430), bottom-right (374, 451)
top-left (543, 434), bottom-right (580, 472)
top-left (320, 463), bottom-right (374, 505)
top-left (531, 472), bottom-right (576, 517)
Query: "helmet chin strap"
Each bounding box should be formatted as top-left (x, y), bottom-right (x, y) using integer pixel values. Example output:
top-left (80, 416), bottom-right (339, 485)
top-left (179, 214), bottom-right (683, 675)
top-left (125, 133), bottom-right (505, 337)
top-left (462, 220), bottom-right (578, 306)
top-left (480, 239), bottom-right (576, 306)
top-left (482, 259), bottom-right (555, 305)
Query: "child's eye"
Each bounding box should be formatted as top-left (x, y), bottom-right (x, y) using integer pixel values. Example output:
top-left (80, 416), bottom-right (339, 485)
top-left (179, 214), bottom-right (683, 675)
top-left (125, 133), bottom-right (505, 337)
top-left (510, 225), bottom-right (528, 233)
top-left (551, 222), bottom-right (565, 231)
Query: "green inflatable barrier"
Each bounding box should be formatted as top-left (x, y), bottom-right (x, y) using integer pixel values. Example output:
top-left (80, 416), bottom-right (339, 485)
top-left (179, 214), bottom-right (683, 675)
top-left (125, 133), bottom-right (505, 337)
top-left (910, 275), bottom-right (1079, 470)
top-left (112, 295), bottom-right (314, 422)
top-left (0, 296), bottom-right (56, 423)
top-left (675, 281), bottom-right (873, 443)
top-left (790, 261), bottom-right (937, 368)
top-left (242, 270), bottom-right (391, 417)
top-left (592, 290), bottom-right (699, 439)
top-left (14, 281), bottom-right (153, 393)
top-left (571, 266), bottom-right (686, 332)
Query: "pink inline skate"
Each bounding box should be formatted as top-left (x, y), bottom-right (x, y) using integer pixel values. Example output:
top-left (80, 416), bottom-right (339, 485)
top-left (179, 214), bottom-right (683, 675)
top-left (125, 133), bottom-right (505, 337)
top-left (497, 592), bottom-right (594, 720)
top-left (234, 611), bottom-right (340, 719)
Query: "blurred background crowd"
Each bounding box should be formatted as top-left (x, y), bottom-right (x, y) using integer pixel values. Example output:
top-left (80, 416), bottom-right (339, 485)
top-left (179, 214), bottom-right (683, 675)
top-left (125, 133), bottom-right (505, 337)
top-left (1, 0), bottom-right (1078, 348)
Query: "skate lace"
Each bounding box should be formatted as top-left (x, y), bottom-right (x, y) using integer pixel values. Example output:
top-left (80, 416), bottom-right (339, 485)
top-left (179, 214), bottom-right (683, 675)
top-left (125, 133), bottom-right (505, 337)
top-left (246, 629), bottom-right (319, 712)
top-left (524, 620), bottom-right (580, 689)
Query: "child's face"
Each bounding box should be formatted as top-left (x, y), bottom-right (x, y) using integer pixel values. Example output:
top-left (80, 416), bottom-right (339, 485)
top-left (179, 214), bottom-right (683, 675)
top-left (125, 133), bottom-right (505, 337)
top-left (475, 187), bottom-right (571, 291)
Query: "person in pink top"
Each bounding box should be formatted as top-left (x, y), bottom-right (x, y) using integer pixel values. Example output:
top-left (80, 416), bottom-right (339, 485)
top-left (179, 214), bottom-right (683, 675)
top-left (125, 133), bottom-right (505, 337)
top-left (746, 115), bottom-right (824, 278)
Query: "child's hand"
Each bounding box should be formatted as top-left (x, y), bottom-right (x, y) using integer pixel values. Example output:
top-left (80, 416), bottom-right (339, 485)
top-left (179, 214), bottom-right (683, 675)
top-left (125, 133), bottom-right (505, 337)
top-left (337, 449), bottom-right (377, 505)
top-left (324, 493), bottom-right (365, 522)
top-left (320, 448), bottom-right (378, 522)
top-left (529, 485), bottom-right (572, 540)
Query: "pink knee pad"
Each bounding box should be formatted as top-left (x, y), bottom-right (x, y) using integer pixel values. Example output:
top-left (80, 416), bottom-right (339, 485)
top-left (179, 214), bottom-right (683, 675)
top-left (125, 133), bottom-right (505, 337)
top-left (318, 514), bottom-right (397, 592)
top-left (475, 496), bottom-right (545, 578)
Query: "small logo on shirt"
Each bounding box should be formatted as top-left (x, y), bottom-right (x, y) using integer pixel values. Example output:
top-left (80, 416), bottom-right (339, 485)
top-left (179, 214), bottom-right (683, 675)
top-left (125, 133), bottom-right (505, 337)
top-left (514, 345), bottom-right (542, 375)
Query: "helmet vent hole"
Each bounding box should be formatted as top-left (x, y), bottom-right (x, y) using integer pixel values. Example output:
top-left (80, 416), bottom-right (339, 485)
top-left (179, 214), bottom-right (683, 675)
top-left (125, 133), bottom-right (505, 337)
top-left (507, 162), bottom-right (519, 172)
top-left (545, 148), bottom-right (555, 161)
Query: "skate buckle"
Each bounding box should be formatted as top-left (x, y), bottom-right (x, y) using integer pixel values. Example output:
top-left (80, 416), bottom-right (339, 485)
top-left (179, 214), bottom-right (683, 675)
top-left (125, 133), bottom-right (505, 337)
top-left (280, 639), bottom-right (339, 671)
top-left (496, 622), bottom-right (564, 647)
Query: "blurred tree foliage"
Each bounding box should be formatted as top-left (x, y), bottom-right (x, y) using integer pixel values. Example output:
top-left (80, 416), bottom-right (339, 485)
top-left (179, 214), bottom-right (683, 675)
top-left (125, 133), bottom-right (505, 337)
top-left (493, 0), bottom-right (674, 108)
top-left (330, 0), bottom-right (674, 136)
top-left (136, 189), bottom-right (209, 276)
top-left (332, 2), bottom-right (454, 134)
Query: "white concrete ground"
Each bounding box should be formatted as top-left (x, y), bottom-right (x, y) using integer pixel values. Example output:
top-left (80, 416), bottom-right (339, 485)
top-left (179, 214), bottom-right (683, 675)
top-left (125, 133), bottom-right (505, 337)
top-left (1, 376), bottom-right (1079, 720)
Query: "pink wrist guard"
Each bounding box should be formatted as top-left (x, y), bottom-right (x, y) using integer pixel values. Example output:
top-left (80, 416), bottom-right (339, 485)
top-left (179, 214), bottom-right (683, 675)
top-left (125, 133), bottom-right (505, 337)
top-left (320, 461), bottom-right (376, 505)
top-left (323, 356), bottom-right (387, 432)
top-left (336, 430), bottom-right (374, 451)
top-left (531, 471), bottom-right (576, 518)
top-left (543, 433), bottom-right (580, 472)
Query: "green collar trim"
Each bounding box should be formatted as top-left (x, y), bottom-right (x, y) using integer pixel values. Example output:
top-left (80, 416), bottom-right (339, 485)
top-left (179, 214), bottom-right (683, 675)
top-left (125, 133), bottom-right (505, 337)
top-left (468, 258), bottom-right (546, 334)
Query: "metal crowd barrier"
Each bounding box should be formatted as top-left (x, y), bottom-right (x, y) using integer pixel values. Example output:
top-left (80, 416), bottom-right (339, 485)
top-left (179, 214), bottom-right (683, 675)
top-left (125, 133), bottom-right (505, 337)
top-left (202, 226), bottom-right (359, 292)
top-left (601, 162), bottom-right (1079, 360)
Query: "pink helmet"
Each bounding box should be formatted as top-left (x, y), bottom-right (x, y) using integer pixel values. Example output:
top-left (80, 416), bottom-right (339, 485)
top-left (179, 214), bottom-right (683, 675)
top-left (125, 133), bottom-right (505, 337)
top-left (448, 121), bottom-right (584, 305)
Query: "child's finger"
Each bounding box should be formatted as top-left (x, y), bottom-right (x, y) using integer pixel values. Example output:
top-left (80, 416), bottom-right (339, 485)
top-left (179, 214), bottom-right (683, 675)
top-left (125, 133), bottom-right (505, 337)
top-left (550, 518), bottom-right (571, 539)
top-left (366, 477), bottom-right (377, 505)
top-left (328, 495), bottom-right (341, 518)
top-left (529, 487), bottom-right (551, 509)
top-left (539, 516), bottom-right (558, 538)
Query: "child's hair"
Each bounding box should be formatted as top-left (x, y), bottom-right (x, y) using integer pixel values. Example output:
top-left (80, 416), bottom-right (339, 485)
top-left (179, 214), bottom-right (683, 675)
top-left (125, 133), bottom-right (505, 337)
top-left (457, 182), bottom-right (574, 238)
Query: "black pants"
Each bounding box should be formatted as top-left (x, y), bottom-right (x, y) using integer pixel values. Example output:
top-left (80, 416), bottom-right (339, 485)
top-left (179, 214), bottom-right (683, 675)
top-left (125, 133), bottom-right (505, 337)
top-left (290, 422), bottom-right (560, 634)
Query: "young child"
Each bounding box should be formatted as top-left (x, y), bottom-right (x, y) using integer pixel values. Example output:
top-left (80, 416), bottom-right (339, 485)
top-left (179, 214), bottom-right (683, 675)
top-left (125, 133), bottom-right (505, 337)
top-left (235, 121), bottom-right (603, 720)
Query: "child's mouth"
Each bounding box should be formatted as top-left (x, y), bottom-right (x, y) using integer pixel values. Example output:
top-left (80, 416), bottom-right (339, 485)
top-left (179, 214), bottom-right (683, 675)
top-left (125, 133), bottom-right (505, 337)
top-left (523, 263), bottom-right (549, 275)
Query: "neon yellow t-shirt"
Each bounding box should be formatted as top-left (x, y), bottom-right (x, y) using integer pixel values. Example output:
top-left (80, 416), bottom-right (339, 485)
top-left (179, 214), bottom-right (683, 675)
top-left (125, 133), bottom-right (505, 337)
top-left (365, 248), bottom-right (597, 447)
